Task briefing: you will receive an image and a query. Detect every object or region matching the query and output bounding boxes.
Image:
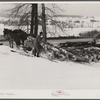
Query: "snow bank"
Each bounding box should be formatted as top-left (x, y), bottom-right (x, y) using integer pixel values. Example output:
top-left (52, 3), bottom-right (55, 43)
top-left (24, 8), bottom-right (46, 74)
top-left (0, 45), bottom-right (100, 90)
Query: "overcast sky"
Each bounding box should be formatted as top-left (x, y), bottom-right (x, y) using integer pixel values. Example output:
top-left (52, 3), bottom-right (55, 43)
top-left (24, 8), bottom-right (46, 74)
top-left (62, 3), bottom-right (100, 17)
top-left (0, 2), bottom-right (100, 17)
top-left (0, 3), bottom-right (15, 12)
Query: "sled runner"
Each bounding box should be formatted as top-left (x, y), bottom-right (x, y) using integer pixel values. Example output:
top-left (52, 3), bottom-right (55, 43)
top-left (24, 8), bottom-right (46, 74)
top-left (11, 49), bottom-right (34, 57)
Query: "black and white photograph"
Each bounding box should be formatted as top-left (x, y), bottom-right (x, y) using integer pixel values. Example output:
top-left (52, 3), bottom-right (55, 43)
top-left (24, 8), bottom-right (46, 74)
top-left (0, 1), bottom-right (100, 98)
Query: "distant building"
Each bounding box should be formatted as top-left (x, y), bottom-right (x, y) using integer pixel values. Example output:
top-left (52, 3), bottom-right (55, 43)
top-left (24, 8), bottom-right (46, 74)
top-left (47, 15), bottom-right (100, 28)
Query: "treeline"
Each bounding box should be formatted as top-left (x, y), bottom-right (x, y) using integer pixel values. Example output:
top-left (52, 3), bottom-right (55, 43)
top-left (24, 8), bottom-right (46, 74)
top-left (79, 30), bottom-right (100, 38)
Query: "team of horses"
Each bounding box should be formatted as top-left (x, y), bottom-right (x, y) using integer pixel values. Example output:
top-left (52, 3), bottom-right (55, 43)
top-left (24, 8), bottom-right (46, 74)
top-left (3, 28), bottom-right (30, 48)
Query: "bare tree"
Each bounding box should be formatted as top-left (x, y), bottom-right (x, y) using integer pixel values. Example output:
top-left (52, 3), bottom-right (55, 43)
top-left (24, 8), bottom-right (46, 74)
top-left (34, 4), bottom-right (38, 38)
top-left (30, 4), bottom-right (34, 35)
top-left (30, 4), bottom-right (38, 37)
top-left (3, 3), bottom-right (64, 41)
top-left (42, 4), bottom-right (46, 44)
top-left (6, 3), bottom-right (38, 37)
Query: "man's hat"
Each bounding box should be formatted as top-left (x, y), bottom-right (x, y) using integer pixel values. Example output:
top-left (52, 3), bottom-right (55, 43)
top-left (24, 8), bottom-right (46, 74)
top-left (40, 32), bottom-right (43, 35)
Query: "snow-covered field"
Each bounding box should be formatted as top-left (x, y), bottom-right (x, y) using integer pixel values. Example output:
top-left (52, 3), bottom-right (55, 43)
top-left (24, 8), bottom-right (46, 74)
top-left (0, 24), bottom-right (100, 90)
top-left (0, 45), bottom-right (100, 90)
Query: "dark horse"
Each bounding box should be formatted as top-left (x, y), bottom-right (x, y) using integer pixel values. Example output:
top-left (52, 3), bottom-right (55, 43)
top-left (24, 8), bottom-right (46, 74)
top-left (3, 28), bottom-right (29, 48)
top-left (3, 28), bottom-right (14, 48)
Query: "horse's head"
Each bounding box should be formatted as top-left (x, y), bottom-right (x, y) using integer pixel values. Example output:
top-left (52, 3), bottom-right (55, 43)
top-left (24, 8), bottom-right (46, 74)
top-left (3, 28), bottom-right (8, 38)
top-left (3, 28), bottom-right (13, 39)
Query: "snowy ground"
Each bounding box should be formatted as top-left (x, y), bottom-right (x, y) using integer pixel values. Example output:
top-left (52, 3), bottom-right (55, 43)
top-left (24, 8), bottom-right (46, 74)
top-left (0, 45), bottom-right (100, 90)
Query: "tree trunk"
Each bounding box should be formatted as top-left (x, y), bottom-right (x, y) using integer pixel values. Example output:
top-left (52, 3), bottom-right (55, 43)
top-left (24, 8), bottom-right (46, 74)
top-left (30, 4), bottom-right (34, 36)
top-left (30, 4), bottom-right (38, 37)
top-left (34, 4), bottom-right (38, 38)
top-left (27, 17), bottom-right (29, 33)
top-left (42, 4), bottom-right (46, 44)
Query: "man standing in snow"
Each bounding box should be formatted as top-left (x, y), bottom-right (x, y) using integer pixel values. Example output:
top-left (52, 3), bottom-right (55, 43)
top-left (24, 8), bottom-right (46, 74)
top-left (32, 32), bottom-right (43, 57)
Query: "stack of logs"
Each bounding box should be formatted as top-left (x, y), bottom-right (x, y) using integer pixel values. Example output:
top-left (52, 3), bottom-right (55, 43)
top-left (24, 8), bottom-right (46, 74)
top-left (41, 42), bottom-right (100, 63)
